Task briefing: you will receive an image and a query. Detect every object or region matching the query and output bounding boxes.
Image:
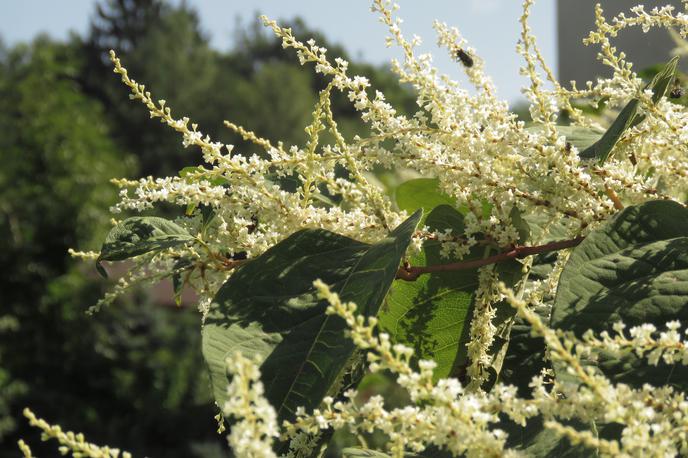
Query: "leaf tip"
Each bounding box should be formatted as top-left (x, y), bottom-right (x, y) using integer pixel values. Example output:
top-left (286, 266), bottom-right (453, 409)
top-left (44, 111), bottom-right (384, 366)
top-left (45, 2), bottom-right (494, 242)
top-left (95, 261), bottom-right (108, 279)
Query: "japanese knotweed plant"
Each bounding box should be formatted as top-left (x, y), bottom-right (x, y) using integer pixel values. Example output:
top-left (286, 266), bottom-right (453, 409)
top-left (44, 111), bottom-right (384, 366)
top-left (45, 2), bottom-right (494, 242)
top-left (23, 0), bottom-right (688, 457)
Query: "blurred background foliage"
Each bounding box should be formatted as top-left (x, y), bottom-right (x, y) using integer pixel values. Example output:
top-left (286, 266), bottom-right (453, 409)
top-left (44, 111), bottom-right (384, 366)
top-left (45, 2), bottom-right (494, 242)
top-left (0, 0), bottom-right (416, 456)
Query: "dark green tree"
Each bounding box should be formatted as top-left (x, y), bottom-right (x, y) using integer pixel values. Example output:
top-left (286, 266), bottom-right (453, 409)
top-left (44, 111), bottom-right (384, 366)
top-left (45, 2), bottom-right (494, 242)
top-left (0, 37), bottom-right (223, 458)
top-left (82, 0), bottom-right (220, 176)
top-left (81, 1), bottom-right (415, 174)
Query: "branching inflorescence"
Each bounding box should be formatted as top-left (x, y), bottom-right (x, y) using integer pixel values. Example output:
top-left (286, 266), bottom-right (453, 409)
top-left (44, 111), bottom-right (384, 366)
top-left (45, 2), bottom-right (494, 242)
top-left (37, 0), bottom-right (688, 456)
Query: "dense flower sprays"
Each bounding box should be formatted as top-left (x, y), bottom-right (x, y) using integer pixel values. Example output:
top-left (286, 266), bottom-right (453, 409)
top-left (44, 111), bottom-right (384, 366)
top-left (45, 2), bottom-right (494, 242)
top-left (220, 281), bottom-right (688, 457)
top-left (42, 0), bottom-right (688, 456)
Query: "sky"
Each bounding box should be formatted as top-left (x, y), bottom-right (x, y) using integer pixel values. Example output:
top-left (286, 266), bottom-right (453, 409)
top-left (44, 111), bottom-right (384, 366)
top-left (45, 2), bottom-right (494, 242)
top-left (0, 0), bottom-right (557, 104)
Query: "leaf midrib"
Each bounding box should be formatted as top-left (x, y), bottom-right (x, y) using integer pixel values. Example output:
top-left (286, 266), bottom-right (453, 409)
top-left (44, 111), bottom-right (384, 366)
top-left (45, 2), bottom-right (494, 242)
top-left (275, 242), bottom-right (380, 418)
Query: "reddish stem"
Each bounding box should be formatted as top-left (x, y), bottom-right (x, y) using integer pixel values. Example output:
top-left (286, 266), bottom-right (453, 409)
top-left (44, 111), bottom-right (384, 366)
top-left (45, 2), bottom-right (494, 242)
top-left (396, 236), bottom-right (584, 281)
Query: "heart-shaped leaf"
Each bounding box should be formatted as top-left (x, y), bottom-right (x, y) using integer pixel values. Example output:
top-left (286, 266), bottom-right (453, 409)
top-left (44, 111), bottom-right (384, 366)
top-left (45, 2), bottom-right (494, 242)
top-left (551, 200), bottom-right (688, 388)
top-left (379, 205), bottom-right (480, 381)
top-left (202, 211), bottom-right (421, 424)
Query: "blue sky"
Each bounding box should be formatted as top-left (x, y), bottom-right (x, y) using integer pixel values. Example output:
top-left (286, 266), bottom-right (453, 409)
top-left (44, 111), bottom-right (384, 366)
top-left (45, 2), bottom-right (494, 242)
top-left (1, 1), bottom-right (557, 104)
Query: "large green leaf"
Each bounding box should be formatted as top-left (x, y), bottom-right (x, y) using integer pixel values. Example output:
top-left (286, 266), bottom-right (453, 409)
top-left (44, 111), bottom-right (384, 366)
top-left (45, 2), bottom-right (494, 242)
top-left (379, 205), bottom-right (533, 383)
top-left (580, 57), bottom-right (678, 163)
top-left (550, 200), bottom-right (688, 388)
top-left (379, 205), bottom-right (479, 381)
top-left (202, 211), bottom-right (421, 424)
top-left (96, 216), bottom-right (195, 277)
top-left (395, 178), bottom-right (455, 218)
top-left (524, 213), bottom-right (576, 245)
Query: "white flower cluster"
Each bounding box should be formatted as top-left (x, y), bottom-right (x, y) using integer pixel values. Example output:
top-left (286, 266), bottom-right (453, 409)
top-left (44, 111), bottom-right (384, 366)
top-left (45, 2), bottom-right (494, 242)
top-left (223, 352), bottom-right (280, 458)
top-left (435, 228), bottom-right (472, 259)
top-left (465, 267), bottom-right (503, 389)
top-left (21, 408), bottom-right (131, 458)
top-left (583, 321), bottom-right (688, 366)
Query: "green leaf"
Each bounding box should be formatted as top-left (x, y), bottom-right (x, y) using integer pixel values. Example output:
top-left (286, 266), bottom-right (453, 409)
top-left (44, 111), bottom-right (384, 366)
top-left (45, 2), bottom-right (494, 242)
top-left (172, 258), bottom-right (194, 306)
top-left (480, 259), bottom-right (526, 391)
top-left (526, 125), bottom-right (603, 151)
top-left (342, 449), bottom-right (392, 458)
top-left (179, 166), bottom-right (228, 187)
top-left (498, 309), bottom-right (548, 397)
top-left (341, 448), bottom-right (432, 458)
top-left (647, 56), bottom-right (679, 104)
top-left (395, 178), bottom-right (455, 219)
top-left (524, 213), bottom-right (576, 245)
top-left (379, 205), bottom-right (480, 381)
top-left (380, 204), bottom-right (531, 384)
top-left (202, 211), bottom-right (421, 424)
top-left (200, 204), bottom-right (216, 229)
top-left (509, 206), bottom-right (531, 244)
top-left (394, 177), bottom-right (494, 222)
top-left (555, 126), bottom-right (604, 151)
top-left (550, 200), bottom-right (688, 388)
top-left (96, 217), bottom-right (195, 276)
top-left (503, 416), bottom-right (596, 457)
top-left (580, 57), bottom-right (678, 163)
top-left (179, 165), bottom-right (201, 177)
top-left (578, 98), bottom-right (639, 163)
